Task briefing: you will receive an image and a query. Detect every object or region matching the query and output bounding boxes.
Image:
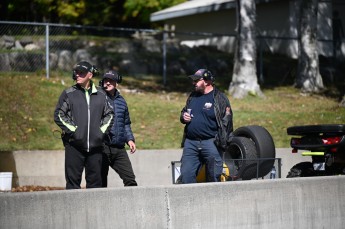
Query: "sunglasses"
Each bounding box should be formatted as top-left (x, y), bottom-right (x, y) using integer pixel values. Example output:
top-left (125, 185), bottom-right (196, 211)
top-left (193, 78), bottom-right (204, 83)
top-left (73, 70), bottom-right (88, 77)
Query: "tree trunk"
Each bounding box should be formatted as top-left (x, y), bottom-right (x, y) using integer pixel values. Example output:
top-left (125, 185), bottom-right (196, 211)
top-left (229, 0), bottom-right (263, 99)
top-left (296, 0), bottom-right (324, 93)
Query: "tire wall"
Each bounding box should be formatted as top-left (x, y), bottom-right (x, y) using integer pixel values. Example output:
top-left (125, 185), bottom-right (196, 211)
top-left (233, 125), bottom-right (276, 177)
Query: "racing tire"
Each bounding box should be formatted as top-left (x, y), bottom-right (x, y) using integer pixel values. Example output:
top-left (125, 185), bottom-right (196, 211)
top-left (233, 125), bottom-right (276, 177)
top-left (225, 136), bottom-right (258, 180)
top-left (286, 162), bottom-right (315, 178)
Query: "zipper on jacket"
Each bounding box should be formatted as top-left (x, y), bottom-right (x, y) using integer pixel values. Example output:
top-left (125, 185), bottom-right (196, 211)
top-left (85, 89), bottom-right (91, 152)
top-left (87, 103), bottom-right (90, 152)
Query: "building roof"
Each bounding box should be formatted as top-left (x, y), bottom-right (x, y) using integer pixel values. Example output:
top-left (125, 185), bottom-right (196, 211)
top-left (150, 0), bottom-right (277, 22)
top-left (150, 0), bottom-right (236, 22)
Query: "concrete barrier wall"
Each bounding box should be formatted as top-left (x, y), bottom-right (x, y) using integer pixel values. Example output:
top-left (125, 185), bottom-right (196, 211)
top-left (0, 149), bottom-right (311, 188)
top-left (1, 176), bottom-right (345, 229)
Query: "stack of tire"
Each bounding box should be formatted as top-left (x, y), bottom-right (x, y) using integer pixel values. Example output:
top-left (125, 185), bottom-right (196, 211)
top-left (224, 125), bottom-right (276, 180)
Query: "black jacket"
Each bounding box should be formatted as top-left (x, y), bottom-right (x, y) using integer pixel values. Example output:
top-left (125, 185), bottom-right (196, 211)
top-left (104, 89), bottom-right (135, 148)
top-left (180, 87), bottom-right (233, 151)
top-left (54, 82), bottom-right (114, 152)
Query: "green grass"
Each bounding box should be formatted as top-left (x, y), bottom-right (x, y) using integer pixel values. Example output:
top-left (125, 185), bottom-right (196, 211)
top-left (0, 72), bottom-right (344, 151)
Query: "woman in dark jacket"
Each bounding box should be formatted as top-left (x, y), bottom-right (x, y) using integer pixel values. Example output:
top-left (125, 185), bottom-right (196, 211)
top-left (100, 70), bottom-right (137, 187)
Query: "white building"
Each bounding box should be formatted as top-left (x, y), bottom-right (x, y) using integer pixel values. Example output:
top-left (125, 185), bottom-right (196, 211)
top-left (151, 0), bottom-right (345, 58)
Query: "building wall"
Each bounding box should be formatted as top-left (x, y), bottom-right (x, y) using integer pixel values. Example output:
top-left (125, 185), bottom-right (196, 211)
top-left (163, 0), bottom-right (342, 58)
top-left (169, 9), bottom-right (237, 38)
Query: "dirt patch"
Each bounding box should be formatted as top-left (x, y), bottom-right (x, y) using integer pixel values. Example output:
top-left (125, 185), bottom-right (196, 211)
top-left (11, 185), bottom-right (65, 192)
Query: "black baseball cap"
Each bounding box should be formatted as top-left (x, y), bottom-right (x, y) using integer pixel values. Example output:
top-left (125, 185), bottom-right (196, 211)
top-left (103, 70), bottom-right (119, 82)
top-left (74, 61), bottom-right (93, 73)
top-left (188, 69), bottom-right (212, 81)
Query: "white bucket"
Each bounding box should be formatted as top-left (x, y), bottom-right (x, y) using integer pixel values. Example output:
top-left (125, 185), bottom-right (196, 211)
top-left (0, 172), bottom-right (13, 191)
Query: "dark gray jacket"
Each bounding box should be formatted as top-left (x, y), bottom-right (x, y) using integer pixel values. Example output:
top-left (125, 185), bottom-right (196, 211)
top-left (54, 82), bottom-right (114, 152)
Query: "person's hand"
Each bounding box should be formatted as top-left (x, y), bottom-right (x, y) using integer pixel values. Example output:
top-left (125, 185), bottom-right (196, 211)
top-left (226, 107), bottom-right (231, 115)
top-left (183, 112), bottom-right (192, 123)
top-left (128, 140), bottom-right (136, 154)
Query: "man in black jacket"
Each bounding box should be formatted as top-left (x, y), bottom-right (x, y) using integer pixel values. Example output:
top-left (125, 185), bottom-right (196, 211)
top-left (100, 70), bottom-right (137, 187)
top-left (54, 61), bottom-right (114, 189)
top-left (180, 69), bottom-right (233, 184)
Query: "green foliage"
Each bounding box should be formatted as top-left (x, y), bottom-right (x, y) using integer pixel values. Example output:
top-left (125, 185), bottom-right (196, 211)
top-left (0, 73), bottom-right (344, 151)
top-left (0, 0), bottom-right (186, 27)
top-left (56, 1), bottom-right (86, 24)
top-left (123, 0), bottom-right (186, 25)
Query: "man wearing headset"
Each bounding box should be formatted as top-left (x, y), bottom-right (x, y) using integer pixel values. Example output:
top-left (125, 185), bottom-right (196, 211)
top-left (100, 70), bottom-right (138, 187)
top-left (180, 69), bottom-right (233, 184)
top-left (54, 61), bottom-right (114, 189)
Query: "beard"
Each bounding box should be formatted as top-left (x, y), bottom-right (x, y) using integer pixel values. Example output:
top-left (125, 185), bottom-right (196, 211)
top-left (195, 84), bottom-right (205, 93)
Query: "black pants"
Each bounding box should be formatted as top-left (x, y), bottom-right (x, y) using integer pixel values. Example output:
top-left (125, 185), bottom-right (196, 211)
top-left (101, 145), bottom-right (137, 187)
top-left (64, 143), bottom-right (103, 189)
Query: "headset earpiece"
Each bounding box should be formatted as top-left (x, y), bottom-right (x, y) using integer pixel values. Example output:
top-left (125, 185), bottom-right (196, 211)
top-left (117, 74), bottom-right (122, 84)
top-left (72, 71), bottom-right (77, 80)
top-left (99, 79), bottom-right (105, 89)
top-left (91, 66), bottom-right (100, 77)
top-left (202, 70), bottom-right (215, 82)
top-left (209, 71), bottom-right (215, 82)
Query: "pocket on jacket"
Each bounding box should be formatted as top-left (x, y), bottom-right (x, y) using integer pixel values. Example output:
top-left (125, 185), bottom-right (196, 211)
top-left (70, 128), bottom-right (84, 146)
top-left (93, 128), bottom-right (104, 147)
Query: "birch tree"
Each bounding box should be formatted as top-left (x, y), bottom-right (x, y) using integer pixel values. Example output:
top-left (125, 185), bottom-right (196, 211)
top-left (295, 0), bottom-right (324, 93)
top-left (229, 0), bottom-right (263, 99)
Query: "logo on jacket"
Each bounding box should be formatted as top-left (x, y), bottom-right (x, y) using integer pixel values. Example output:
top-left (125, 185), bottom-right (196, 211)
top-left (203, 102), bottom-right (212, 110)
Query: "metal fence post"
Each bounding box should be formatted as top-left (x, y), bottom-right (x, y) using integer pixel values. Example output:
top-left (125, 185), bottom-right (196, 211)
top-left (162, 29), bottom-right (167, 86)
top-left (45, 24), bottom-right (49, 79)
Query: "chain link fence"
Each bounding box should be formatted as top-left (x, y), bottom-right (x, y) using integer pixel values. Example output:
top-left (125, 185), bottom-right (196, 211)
top-left (1, 23), bottom-right (233, 89)
top-left (0, 21), bottom-right (164, 78)
top-left (0, 21), bottom-right (241, 87)
top-left (0, 22), bottom-right (47, 73)
top-left (1, 20), bottom-right (342, 87)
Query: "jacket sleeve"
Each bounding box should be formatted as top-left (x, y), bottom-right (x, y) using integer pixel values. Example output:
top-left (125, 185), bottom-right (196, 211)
top-left (180, 92), bottom-right (193, 124)
top-left (100, 97), bottom-right (114, 134)
top-left (124, 106), bottom-right (135, 142)
top-left (180, 92), bottom-right (194, 148)
top-left (180, 106), bottom-right (187, 124)
top-left (214, 92), bottom-right (234, 150)
top-left (222, 95), bottom-right (234, 144)
top-left (54, 90), bottom-right (77, 134)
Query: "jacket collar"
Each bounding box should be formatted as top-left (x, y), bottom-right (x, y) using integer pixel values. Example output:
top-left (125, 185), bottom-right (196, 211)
top-left (108, 89), bottom-right (120, 99)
